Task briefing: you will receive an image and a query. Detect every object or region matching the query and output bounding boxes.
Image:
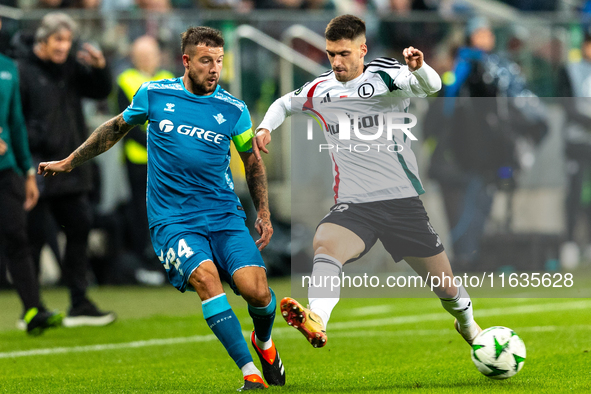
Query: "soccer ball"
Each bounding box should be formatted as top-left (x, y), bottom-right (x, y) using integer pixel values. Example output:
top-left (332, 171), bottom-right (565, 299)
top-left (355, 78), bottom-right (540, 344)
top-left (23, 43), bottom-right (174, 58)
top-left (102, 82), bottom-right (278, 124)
top-left (471, 326), bottom-right (526, 380)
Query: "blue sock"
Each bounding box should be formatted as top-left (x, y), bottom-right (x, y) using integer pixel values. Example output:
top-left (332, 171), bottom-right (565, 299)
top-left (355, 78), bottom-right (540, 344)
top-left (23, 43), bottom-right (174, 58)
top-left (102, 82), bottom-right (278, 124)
top-left (202, 293), bottom-right (252, 369)
top-left (248, 288), bottom-right (276, 342)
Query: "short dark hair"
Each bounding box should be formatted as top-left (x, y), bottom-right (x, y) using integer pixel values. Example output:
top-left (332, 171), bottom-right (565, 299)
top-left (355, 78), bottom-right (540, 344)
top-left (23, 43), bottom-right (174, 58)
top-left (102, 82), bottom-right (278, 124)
top-left (181, 26), bottom-right (224, 55)
top-left (325, 15), bottom-right (366, 42)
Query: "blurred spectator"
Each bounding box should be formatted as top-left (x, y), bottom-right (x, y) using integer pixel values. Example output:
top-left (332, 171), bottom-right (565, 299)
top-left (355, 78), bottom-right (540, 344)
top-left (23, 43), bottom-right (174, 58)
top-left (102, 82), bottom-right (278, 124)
top-left (124, 0), bottom-right (184, 73)
top-left (501, 0), bottom-right (557, 11)
top-left (376, 0), bottom-right (442, 59)
top-left (101, 0), bottom-right (134, 12)
top-left (36, 0), bottom-right (74, 8)
top-left (72, 0), bottom-right (108, 53)
top-left (378, 0), bottom-right (411, 13)
top-left (116, 35), bottom-right (172, 281)
top-left (252, 0), bottom-right (333, 9)
top-left (302, 0), bottom-right (334, 9)
top-left (372, 0), bottom-right (437, 12)
top-left (427, 17), bottom-right (546, 268)
top-left (73, 0), bottom-right (101, 8)
top-left (0, 17), bottom-right (63, 335)
top-left (17, 12), bottom-right (116, 326)
top-left (557, 31), bottom-right (591, 268)
top-left (136, 0), bottom-right (171, 11)
top-left (199, 0), bottom-right (254, 9)
top-left (438, 0), bottom-right (473, 17)
top-left (266, 0), bottom-right (302, 7)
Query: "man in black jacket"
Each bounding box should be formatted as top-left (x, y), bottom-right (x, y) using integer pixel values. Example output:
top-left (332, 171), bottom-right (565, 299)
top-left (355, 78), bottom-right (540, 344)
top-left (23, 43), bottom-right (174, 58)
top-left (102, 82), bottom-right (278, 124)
top-left (18, 12), bottom-right (116, 327)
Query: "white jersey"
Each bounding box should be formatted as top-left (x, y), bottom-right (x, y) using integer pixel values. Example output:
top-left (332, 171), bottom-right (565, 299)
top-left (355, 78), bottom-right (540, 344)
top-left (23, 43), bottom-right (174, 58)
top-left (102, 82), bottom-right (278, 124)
top-left (257, 57), bottom-right (442, 204)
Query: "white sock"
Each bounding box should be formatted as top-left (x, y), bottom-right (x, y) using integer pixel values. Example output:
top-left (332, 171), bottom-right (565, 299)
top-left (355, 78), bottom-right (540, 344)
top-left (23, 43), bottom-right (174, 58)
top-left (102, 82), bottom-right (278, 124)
top-left (241, 361), bottom-right (260, 378)
top-left (309, 297), bottom-right (339, 327)
top-left (308, 254), bottom-right (343, 327)
top-left (255, 336), bottom-right (273, 351)
top-left (440, 285), bottom-right (475, 328)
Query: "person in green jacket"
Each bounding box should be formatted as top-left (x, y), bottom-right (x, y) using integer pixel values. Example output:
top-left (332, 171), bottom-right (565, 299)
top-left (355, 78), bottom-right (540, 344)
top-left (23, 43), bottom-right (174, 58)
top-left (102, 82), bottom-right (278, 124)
top-left (0, 17), bottom-right (62, 335)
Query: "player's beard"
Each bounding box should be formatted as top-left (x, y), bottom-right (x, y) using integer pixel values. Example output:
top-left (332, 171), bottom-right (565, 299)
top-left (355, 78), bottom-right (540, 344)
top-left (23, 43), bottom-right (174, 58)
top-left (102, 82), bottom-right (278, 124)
top-left (188, 69), bottom-right (218, 95)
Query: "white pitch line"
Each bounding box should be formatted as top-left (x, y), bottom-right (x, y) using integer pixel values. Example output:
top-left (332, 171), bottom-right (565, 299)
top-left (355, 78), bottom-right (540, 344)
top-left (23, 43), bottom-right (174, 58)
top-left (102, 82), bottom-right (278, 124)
top-left (345, 297), bottom-right (535, 318)
top-left (326, 300), bottom-right (591, 331)
top-left (0, 334), bottom-right (216, 359)
top-left (349, 305), bottom-right (395, 316)
top-left (1, 300), bottom-right (589, 359)
top-left (328, 325), bottom-right (591, 339)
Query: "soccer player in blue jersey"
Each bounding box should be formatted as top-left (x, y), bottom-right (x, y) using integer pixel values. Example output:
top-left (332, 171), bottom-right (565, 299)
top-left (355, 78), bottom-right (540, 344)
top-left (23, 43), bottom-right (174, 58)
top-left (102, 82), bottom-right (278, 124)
top-left (38, 26), bottom-right (284, 391)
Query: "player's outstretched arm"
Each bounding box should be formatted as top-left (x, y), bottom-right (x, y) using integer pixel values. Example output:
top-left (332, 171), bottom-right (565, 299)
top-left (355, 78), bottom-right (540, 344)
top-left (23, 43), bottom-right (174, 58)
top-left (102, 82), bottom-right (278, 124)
top-left (254, 93), bottom-right (292, 160)
top-left (38, 114), bottom-right (134, 176)
top-left (239, 151), bottom-right (273, 250)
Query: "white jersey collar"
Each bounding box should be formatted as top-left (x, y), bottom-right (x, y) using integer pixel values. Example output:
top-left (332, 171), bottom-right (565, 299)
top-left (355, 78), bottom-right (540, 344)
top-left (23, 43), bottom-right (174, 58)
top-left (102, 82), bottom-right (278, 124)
top-left (336, 70), bottom-right (366, 88)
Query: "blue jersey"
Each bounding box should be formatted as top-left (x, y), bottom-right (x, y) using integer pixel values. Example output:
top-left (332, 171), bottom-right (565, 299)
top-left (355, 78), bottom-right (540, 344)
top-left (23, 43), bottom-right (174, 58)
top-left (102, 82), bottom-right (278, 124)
top-left (122, 77), bottom-right (254, 228)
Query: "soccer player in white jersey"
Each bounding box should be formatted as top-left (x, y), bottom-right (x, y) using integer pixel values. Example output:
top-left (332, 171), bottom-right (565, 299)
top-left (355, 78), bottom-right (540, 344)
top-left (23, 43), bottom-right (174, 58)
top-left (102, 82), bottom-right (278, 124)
top-left (254, 15), bottom-right (482, 348)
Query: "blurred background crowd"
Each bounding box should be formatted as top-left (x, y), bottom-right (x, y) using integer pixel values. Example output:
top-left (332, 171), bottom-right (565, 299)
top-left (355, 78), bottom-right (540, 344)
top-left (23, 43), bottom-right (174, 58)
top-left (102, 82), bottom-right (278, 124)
top-left (1, 0), bottom-right (591, 298)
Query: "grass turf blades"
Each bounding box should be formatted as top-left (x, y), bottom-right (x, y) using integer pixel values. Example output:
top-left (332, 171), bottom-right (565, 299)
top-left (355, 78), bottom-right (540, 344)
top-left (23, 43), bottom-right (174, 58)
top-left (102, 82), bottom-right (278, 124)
top-left (0, 278), bottom-right (589, 393)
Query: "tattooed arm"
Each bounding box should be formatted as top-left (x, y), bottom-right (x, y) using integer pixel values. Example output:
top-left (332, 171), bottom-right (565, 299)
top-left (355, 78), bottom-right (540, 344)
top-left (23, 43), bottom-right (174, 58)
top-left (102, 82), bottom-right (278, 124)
top-left (38, 114), bottom-right (134, 176)
top-left (239, 151), bottom-right (273, 250)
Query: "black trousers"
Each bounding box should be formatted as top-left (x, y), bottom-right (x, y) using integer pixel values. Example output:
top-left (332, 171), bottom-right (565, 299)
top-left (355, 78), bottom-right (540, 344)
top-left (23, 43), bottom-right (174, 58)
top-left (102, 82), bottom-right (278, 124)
top-left (126, 162), bottom-right (150, 257)
top-left (0, 169), bottom-right (41, 313)
top-left (28, 192), bottom-right (92, 307)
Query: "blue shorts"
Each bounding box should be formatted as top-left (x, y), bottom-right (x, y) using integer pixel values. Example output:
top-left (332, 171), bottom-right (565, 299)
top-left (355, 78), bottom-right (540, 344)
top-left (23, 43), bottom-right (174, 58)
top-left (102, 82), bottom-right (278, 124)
top-left (150, 212), bottom-right (265, 293)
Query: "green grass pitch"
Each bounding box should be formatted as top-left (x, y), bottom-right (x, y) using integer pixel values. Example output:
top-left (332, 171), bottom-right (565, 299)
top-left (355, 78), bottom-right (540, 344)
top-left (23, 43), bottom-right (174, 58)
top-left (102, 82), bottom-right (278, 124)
top-left (0, 279), bottom-right (589, 393)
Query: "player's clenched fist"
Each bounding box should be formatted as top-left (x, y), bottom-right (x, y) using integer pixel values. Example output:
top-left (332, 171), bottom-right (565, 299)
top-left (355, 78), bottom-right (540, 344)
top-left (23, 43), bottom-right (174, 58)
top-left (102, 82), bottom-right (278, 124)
top-left (38, 158), bottom-right (73, 176)
top-left (403, 46), bottom-right (424, 72)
